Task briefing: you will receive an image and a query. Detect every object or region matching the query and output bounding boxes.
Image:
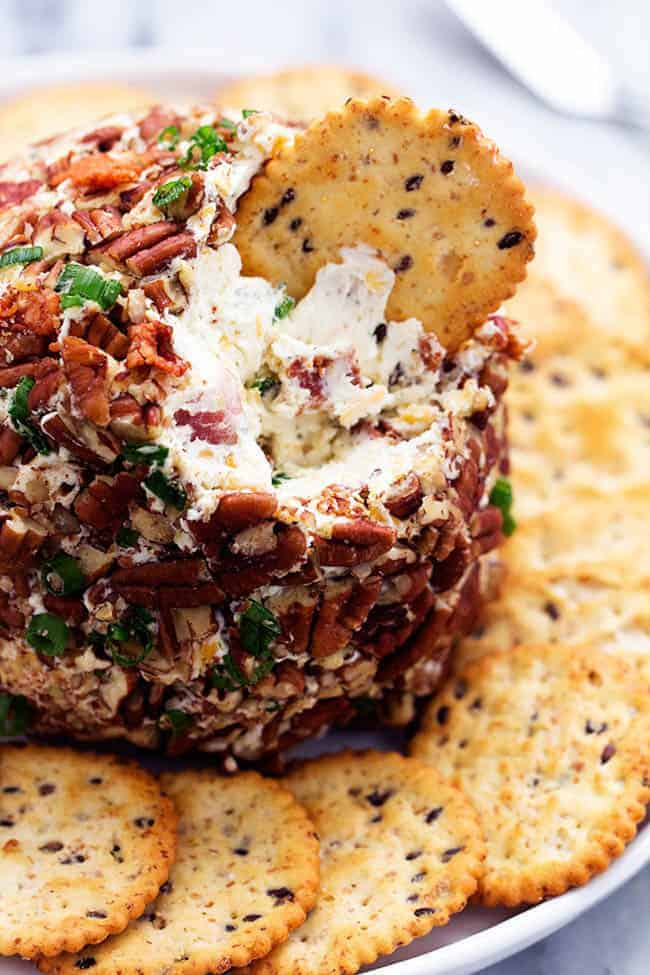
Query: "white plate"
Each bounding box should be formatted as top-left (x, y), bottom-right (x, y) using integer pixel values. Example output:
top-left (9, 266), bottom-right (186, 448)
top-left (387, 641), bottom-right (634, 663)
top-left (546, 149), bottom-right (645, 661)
top-left (1, 48), bottom-right (648, 975)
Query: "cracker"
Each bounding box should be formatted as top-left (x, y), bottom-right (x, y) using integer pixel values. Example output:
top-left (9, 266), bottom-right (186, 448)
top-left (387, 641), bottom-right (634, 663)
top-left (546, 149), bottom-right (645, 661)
top-left (455, 570), bottom-right (650, 680)
top-left (529, 186), bottom-right (650, 358)
top-left (246, 750), bottom-right (484, 975)
top-left (0, 745), bottom-right (176, 959)
top-left (234, 97), bottom-right (535, 352)
top-left (411, 644), bottom-right (650, 907)
top-left (0, 83), bottom-right (154, 162)
top-left (216, 65), bottom-right (403, 123)
top-left (40, 769), bottom-right (320, 975)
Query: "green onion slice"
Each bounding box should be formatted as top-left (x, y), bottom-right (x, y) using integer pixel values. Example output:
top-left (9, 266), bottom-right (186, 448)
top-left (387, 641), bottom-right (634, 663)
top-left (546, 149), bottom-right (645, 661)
top-left (218, 117), bottom-right (237, 131)
top-left (241, 109), bottom-right (259, 118)
top-left (121, 442), bottom-right (169, 466)
top-left (106, 606), bottom-right (154, 667)
top-left (0, 245), bottom-right (43, 269)
top-left (180, 125), bottom-right (228, 171)
top-left (158, 125), bottom-right (180, 149)
top-left (9, 377), bottom-right (51, 455)
top-left (116, 526), bottom-right (139, 547)
top-left (41, 553), bottom-right (85, 596)
top-left (239, 600), bottom-right (281, 657)
top-left (271, 471), bottom-right (291, 487)
top-left (144, 469), bottom-right (187, 510)
top-left (162, 709), bottom-right (194, 734)
top-left (0, 691), bottom-right (33, 736)
top-left (489, 477), bottom-right (516, 536)
top-left (274, 295), bottom-right (295, 320)
top-left (26, 613), bottom-right (69, 656)
top-left (56, 262), bottom-right (122, 312)
top-left (153, 176), bottom-right (192, 210)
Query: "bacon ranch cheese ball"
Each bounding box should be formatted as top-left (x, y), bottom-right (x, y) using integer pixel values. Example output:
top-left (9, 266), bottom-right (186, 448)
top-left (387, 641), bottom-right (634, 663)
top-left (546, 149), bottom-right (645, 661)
top-left (0, 105), bottom-right (523, 759)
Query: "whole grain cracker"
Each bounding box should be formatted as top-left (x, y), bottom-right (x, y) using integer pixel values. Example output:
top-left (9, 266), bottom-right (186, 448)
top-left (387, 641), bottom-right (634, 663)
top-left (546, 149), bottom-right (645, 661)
top-left (234, 97), bottom-right (535, 352)
top-left (529, 186), bottom-right (650, 358)
top-left (455, 570), bottom-right (650, 681)
top-left (0, 745), bottom-right (176, 959)
top-left (0, 83), bottom-right (154, 163)
top-left (246, 750), bottom-right (485, 975)
top-left (40, 769), bottom-right (319, 975)
top-left (411, 644), bottom-right (650, 907)
top-left (216, 65), bottom-right (403, 123)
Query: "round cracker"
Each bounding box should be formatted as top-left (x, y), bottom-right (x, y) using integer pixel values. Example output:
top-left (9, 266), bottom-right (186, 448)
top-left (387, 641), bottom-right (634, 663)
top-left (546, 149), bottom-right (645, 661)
top-left (411, 644), bottom-right (650, 907)
top-left (39, 769), bottom-right (320, 975)
top-left (247, 750), bottom-right (484, 975)
top-left (0, 745), bottom-right (176, 959)
top-left (0, 83), bottom-right (155, 162)
top-left (216, 64), bottom-right (403, 123)
top-left (529, 186), bottom-right (650, 358)
top-left (234, 97), bottom-right (536, 352)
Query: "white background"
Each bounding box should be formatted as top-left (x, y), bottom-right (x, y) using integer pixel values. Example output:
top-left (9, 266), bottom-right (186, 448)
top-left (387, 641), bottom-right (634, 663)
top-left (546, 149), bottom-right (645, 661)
top-left (0, 2), bottom-right (649, 972)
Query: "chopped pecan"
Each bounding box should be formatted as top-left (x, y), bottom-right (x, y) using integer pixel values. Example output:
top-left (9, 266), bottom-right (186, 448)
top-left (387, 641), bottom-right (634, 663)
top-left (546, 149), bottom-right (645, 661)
top-left (143, 278), bottom-right (176, 314)
top-left (431, 539), bottom-right (471, 593)
top-left (81, 126), bottom-right (124, 151)
top-left (0, 357), bottom-right (59, 389)
top-left (0, 180), bottom-right (41, 210)
top-left (112, 558), bottom-right (204, 588)
top-left (214, 525), bottom-right (307, 597)
top-left (311, 578), bottom-right (381, 658)
top-left (41, 413), bottom-right (118, 469)
top-left (385, 473), bottom-right (423, 519)
top-left (139, 106), bottom-right (182, 142)
top-left (158, 582), bottom-right (224, 609)
top-left (158, 606), bottom-right (180, 659)
top-left (27, 367), bottom-right (63, 409)
top-left (315, 519), bottom-right (396, 567)
top-left (193, 491), bottom-right (277, 542)
top-left (44, 594), bottom-right (86, 625)
top-left (278, 698), bottom-right (353, 750)
top-left (276, 597), bottom-right (317, 655)
top-left (274, 660), bottom-right (306, 694)
top-left (0, 591), bottom-right (24, 629)
top-left (0, 425), bottom-right (22, 464)
top-left (0, 330), bottom-right (48, 365)
top-left (376, 589), bottom-right (441, 682)
top-left (73, 206), bottom-right (123, 244)
top-left (74, 472), bottom-right (141, 530)
top-left (99, 221), bottom-right (177, 264)
top-left (0, 285), bottom-right (60, 336)
top-left (61, 335), bottom-right (110, 426)
top-left (69, 312), bottom-right (129, 360)
top-left (207, 202), bottom-right (236, 246)
top-left (51, 154), bottom-right (143, 191)
top-left (471, 505), bottom-right (504, 556)
top-left (125, 232), bottom-right (197, 277)
top-left (32, 210), bottom-right (85, 259)
top-left (0, 512), bottom-right (47, 567)
top-left (126, 320), bottom-right (187, 377)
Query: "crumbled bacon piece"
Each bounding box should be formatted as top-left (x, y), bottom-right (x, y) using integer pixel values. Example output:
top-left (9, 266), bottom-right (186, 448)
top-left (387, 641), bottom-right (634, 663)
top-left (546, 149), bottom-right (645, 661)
top-left (286, 356), bottom-right (330, 403)
top-left (173, 408), bottom-right (237, 445)
top-left (61, 335), bottom-right (110, 426)
top-left (0, 286), bottom-right (60, 336)
top-left (0, 180), bottom-right (42, 210)
top-left (126, 320), bottom-right (187, 376)
top-left (51, 154), bottom-right (143, 191)
top-left (0, 331), bottom-right (49, 366)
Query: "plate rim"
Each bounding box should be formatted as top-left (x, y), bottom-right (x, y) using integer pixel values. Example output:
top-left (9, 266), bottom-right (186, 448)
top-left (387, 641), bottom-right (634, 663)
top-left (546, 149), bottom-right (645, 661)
top-left (0, 47), bottom-right (647, 975)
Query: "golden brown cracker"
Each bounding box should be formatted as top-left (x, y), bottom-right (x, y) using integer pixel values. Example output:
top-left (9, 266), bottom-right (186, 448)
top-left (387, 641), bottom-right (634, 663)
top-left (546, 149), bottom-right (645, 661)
top-left (0, 745), bottom-right (176, 959)
top-left (40, 769), bottom-right (319, 975)
top-left (234, 97), bottom-right (535, 352)
top-left (216, 64), bottom-right (402, 123)
top-left (246, 750), bottom-right (484, 975)
top-left (0, 82), bottom-right (154, 162)
top-left (411, 644), bottom-right (650, 907)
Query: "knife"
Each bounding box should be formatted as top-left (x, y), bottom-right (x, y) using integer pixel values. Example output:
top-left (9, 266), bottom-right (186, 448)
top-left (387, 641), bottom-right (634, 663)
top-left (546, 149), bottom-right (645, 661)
top-left (446, 0), bottom-right (650, 131)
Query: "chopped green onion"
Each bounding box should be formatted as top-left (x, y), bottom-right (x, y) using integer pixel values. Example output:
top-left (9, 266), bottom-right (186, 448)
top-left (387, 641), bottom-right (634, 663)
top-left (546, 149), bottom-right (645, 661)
top-left (180, 125), bottom-right (228, 171)
top-left (161, 709), bottom-right (194, 734)
top-left (242, 109), bottom-right (259, 118)
top-left (144, 469), bottom-right (187, 510)
top-left (116, 526), bottom-right (139, 547)
top-left (218, 117), bottom-right (237, 131)
top-left (274, 295), bottom-right (295, 320)
top-left (26, 613), bottom-right (69, 656)
top-left (41, 553), bottom-right (85, 597)
top-left (56, 262), bottom-right (122, 312)
top-left (105, 606), bottom-right (154, 667)
top-left (158, 124), bottom-right (180, 149)
top-left (9, 377), bottom-right (51, 455)
top-left (153, 176), bottom-right (192, 211)
top-left (265, 699), bottom-right (281, 713)
top-left (240, 600), bottom-right (281, 657)
top-left (121, 442), bottom-right (169, 466)
top-left (250, 374), bottom-right (278, 396)
top-left (0, 691), bottom-right (33, 737)
top-left (210, 653), bottom-right (247, 691)
top-left (489, 477), bottom-right (516, 536)
top-left (0, 245), bottom-right (43, 269)
top-left (271, 471), bottom-right (291, 487)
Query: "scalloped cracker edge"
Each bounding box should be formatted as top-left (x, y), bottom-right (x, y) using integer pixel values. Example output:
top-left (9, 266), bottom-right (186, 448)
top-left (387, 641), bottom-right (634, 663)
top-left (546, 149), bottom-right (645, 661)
top-left (39, 769), bottom-right (319, 975)
top-left (246, 750), bottom-right (485, 975)
top-left (234, 97), bottom-right (536, 352)
top-left (411, 644), bottom-right (650, 907)
top-left (0, 745), bottom-right (176, 959)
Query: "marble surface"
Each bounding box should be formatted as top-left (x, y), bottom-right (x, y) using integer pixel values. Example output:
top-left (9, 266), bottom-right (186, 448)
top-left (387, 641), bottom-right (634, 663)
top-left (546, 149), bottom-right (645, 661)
top-left (0, 2), bottom-right (649, 972)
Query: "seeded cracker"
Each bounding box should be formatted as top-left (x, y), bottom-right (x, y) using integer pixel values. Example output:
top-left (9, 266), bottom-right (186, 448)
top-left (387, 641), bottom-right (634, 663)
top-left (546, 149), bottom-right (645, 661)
top-left (0, 745), bottom-right (176, 959)
top-left (216, 65), bottom-right (403, 123)
top-left (246, 750), bottom-right (485, 975)
top-left (411, 644), bottom-right (650, 907)
top-left (234, 97), bottom-right (536, 352)
top-left (40, 770), bottom-right (320, 975)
